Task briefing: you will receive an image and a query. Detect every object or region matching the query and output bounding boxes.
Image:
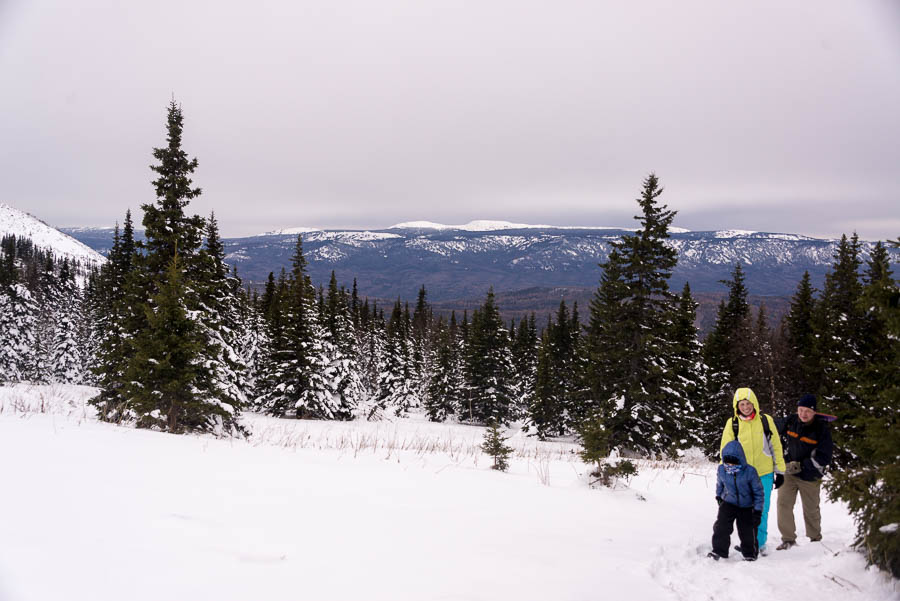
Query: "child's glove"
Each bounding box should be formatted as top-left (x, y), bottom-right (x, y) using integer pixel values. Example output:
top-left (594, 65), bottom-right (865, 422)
top-left (785, 461), bottom-right (802, 475)
top-left (774, 474), bottom-right (785, 489)
top-left (752, 510), bottom-right (762, 527)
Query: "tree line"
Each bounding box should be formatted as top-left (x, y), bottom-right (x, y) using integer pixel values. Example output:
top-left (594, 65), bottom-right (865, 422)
top-left (0, 102), bottom-right (896, 576)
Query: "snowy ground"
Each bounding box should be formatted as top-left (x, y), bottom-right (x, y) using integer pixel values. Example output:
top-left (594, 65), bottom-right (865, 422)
top-left (0, 384), bottom-right (896, 601)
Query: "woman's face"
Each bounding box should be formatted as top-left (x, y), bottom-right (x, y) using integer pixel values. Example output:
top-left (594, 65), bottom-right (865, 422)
top-left (738, 399), bottom-right (754, 416)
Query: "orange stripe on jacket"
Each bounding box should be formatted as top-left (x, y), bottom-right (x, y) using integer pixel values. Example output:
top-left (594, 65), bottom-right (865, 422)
top-left (787, 430), bottom-right (817, 444)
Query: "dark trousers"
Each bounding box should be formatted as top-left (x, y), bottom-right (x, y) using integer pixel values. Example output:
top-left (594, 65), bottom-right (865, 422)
top-left (712, 502), bottom-right (757, 558)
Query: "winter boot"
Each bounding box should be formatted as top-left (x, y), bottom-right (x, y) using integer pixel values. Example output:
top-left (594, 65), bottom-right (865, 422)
top-left (707, 552), bottom-right (721, 561)
top-left (775, 540), bottom-right (796, 551)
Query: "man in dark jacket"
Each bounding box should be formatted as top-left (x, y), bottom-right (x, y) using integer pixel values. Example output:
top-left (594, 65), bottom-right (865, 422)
top-left (775, 394), bottom-right (833, 550)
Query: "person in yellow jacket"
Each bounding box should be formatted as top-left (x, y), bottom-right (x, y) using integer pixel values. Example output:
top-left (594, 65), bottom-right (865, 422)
top-left (720, 387), bottom-right (786, 553)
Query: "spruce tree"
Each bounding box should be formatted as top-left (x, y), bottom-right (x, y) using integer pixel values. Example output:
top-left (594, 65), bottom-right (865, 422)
top-left (826, 240), bottom-right (900, 576)
top-left (780, 271), bottom-right (817, 405)
top-left (257, 235), bottom-right (335, 418)
top-left (511, 313), bottom-right (538, 421)
top-left (581, 174), bottom-right (681, 456)
top-left (90, 216), bottom-right (140, 419)
top-left (700, 262), bottom-right (752, 453)
top-left (464, 289), bottom-right (515, 425)
top-left (425, 316), bottom-right (464, 421)
top-left (667, 283), bottom-right (710, 450)
top-left (584, 248), bottom-right (628, 427)
top-left (0, 283), bottom-right (39, 383)
top-left (374, 300), bottom-right (418, 417)
top-left (49, 263), bottom-right (84, 384)
top-left (142, 100), bottom-right (205, 280)
top-left (481, 421), bottom-right (514, 471)
top-left (194, 213), bottom-right (250, 413)
top-left (530, 301), bottom-right (578, 438)
top-left (814, 234), bottom-right (866, 466)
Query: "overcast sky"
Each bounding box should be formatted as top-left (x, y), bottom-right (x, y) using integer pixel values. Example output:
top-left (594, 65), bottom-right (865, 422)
top-left (2, 1), bottom-right (899, 240)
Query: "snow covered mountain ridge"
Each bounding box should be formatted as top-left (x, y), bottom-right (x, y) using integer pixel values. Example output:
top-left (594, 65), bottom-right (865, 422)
top-left (20, 206), bottom-right (897, 303)
top-left (0, 203), bottom-right (105, 269)
top-left (257, 220), bottom-right (692, 234)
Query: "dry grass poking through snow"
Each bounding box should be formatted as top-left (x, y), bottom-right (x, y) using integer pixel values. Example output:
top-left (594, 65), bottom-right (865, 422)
top-left (0, 383), bottom-right (96, 419)
top-left (0, 384), bottom-right (715, 482)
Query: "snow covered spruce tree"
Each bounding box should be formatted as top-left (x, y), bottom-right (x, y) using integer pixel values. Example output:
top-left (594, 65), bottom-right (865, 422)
top-left (581, 174), bottom-right (685, 457)
top-left (123, 253), bottom-right (214, 432)
top-left (410, 285), bottom-right (433, 403)
top-left (463, 288), bottom-right (515, 425)
top-left (47, 259), bottom-right (85, 384)
top-left (257, 236), bottom-right (353, 419)
top-left (529, 300), bottom-right (580, 439)
top-left (194, 213), bottom-right (251, 412)
top-left (666, 283), bottom-right (710, 450)
top-left (699, 262), bottom-right (752, 454)
top-left (510, 313), bottom-right (538, 422)
top-left (0, 235), bottom-right (87, 384)
top-left (425, 312), bottom-right (466, 421)
top-left (88, 214), bottom-right (141, 420)
top-left (778, 270), bottom-right (818, 407)
top-left (317, 271), bottom-right (364, 419)
top-left (813, 234), bottom-right (867, 467)
top-left (374, 299), bottom-right (418, 417)
top-left (91, 101), bottom-right (244, 434)
top-left (825, 240), bottom-right (900, 577)
top-left (0, 242), bottom-right (40, 383)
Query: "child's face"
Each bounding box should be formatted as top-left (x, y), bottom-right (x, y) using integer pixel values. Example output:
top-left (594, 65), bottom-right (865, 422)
top-left (738, 399), bottom-right (754, 416)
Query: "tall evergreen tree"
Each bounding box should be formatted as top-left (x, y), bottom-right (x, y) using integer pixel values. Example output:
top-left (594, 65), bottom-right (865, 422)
top-left (780, 270), bottom-right (817, 405)
top-left (700, 262), bottom-right (752, 453)
top-left (826, 240), bottom-right (900, 576)
top-left (581, 174), bottom-right (680, 456)
top-left (375, 299), bottom-right (418, 416)
top-left (814, 234), bottom-right (865, 466)
top-left (666, 283), bottom-right (711, 450)
top-left (511, 313), bottom-right (539, 421)
top-left (141, 100), bottom-right (205, 280)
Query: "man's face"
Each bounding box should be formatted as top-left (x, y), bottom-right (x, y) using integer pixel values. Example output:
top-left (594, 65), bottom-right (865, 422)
top-left (738, 399), bottom-right (754, 416)
top-left (797, 406), bottom-right (816, 423)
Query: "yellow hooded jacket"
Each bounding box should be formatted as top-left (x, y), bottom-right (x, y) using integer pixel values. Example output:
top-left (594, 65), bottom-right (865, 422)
top-left (719, 388), bottom-right (786, 477)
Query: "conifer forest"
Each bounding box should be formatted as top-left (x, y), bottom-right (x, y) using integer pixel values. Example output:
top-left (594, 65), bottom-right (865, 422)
top-left (1, 102), bottom-right (898, 577)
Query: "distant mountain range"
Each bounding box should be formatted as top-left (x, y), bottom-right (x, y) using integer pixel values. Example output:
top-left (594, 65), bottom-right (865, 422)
top-left (63, 218), bottom-right (899, 329)
top-left (60, 220), bottom-right (884, 299)
top-left (3, 204), bottom-right (897, 330)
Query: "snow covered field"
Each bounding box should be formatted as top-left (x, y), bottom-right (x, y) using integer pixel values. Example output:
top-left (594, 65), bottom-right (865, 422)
top-left (0, 384), bottom-right (896, 601)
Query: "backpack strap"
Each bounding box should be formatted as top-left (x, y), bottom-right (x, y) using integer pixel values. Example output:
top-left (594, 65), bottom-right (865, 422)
top-left (733, 413), bottom-right (773, 441)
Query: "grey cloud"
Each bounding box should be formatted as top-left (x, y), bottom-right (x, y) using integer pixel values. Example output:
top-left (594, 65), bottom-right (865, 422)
top-left (1, 0), bottom-right (898, 241)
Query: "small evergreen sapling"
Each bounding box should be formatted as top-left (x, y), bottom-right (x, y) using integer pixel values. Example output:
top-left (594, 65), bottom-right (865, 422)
top-left (578, 416), bottom-right (638, 487)
top-left (481, 421), bottom-right (513, 471)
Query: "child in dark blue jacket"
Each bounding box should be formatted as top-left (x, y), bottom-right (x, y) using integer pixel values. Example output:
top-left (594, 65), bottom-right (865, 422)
top-left (708, 440), bottom-right (765, 561)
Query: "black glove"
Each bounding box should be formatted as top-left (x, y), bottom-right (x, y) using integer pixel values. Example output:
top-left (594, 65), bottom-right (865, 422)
top-left (774, 474), bottom-right (784, 489)
top-left (716, 496), bottom-right (723, 506)
top-left (752, 510), bottom-right (762, 527)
